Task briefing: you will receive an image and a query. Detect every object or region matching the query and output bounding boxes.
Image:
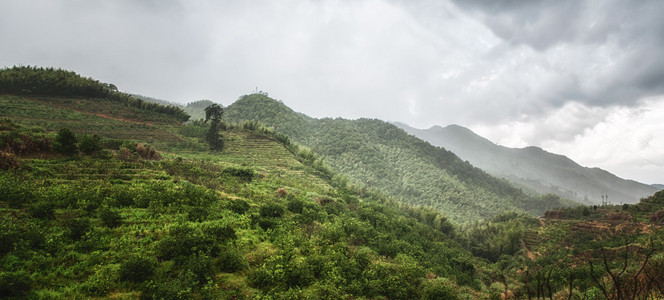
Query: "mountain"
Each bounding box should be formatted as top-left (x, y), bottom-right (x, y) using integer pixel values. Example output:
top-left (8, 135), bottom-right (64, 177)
top-left (224, 94), bottom-right (575, 222)
top-left (183, 99), bottom-right (216, 121)
top-left (394, 122), bottom-right (659, 205)
top-left (652, 184), bottom-right (664, 190)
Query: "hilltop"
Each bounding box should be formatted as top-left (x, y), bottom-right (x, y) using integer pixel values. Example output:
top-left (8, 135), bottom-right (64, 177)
top-left (395, 122), bottom-right (660, 205)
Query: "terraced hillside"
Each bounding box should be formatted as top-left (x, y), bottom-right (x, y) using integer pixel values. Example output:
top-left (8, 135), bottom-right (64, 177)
top-left (1, 103), bottom-right (487, 298)
top-left (0, 95), bottom-right (182, 143)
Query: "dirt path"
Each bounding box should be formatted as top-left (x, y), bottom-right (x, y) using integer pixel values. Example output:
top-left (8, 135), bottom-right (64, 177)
top-left (521, 239), bottom-right (537, 261)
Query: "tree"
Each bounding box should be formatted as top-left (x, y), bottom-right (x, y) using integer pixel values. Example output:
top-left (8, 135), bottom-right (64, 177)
top-left (78, 134), bottom-right (102, 155)
top-left (54, 128), bottom-right (78, 155)
top-left (204, 104), bottom-right (224, 150)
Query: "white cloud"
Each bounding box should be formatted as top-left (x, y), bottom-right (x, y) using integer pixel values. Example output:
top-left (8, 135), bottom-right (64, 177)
top-left (472, 97), bottom-right (664, 184)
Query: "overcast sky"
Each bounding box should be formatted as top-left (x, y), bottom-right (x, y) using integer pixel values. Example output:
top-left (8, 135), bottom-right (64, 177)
top-left (2, 0), bottom-right (664, 184)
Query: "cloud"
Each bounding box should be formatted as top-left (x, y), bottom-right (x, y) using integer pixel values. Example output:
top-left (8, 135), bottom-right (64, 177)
top-left (472, 97), bottom-right (664, 184)
top-left (448, 0), bottom-right (664, 108)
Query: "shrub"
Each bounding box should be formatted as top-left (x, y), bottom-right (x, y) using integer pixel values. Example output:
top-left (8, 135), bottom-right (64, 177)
top-left (257, 217), bottom-right (279, 230)
top-left (607, 211), bottom-right (633, 222)
top-left (141, 274), bottom-right (197, 300)
top-left (222, 167), bottom-right (255, 182)
top-left (227, 199), bottom-right (250, 215)
top-left (81, 265), bottom-right (117, 296)
top-left (187, 206), bottom-right (209, 222)
top-left (0, 271), bottom-right (32, 297)
top-left (217, 247), bottom-right (248, 272)
top-left (204, 223), bottom-right (236, 242)
top-left (582, 206), bottom-right (590, 216)
top-left (287, 198), bottom-right (305, 214)
top-left (67, 218), bottom-right (91, 240)
top-left (136, 143), bottom-right (162, 160)
top-left (0, 151), bottom-right (19, 170)
top-left (260, 203), bottom-right (285, 218)
top-left (29, 201), bottom-right (56, 220)
top-left (156, 224), bottom-right (216, 260)
top-left (421, 278), bottom-right (459, 300)
top-left (118, 256), bottom-right (157, 283)
top-left (99, 207), bottom-right (123, 228)
top-left (0, 222), bottom-right (18, 256)
top-left (79, 134), bottom-right (102, 155)
top-left (649, 210), bottom-right (664, 223)
top-left (54, 128), bottom-right (78, 155)
top-left (0, 174), bottom-right (36, 208)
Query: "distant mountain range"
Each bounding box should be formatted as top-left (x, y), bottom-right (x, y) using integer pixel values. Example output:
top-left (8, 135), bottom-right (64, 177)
top-left (394, 123), bottom-right (660, 205)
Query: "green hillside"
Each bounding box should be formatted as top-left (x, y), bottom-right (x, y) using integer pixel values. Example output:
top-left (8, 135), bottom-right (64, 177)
top-left (224, 93), bottom-right (575, 223)
top-left (0, 68), bottom-right (487, 298)
top-left (3, 67), bottom-right (663, 299)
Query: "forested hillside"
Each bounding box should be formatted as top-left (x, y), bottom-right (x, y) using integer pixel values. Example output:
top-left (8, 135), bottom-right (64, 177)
top-left (225, 94), bottom-right (575, 222)
top-left (396, 123), bottom-right (660, 205)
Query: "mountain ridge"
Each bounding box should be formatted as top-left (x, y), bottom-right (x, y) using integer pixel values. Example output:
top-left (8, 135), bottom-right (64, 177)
top-left (224, 94), bottom-right (575, 222)
top-left (394, 122), bottom-right (659, 205)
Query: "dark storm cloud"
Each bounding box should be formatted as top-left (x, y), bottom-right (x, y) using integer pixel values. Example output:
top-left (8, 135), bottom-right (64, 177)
top-left (449, 0), bottom-right (664, 108)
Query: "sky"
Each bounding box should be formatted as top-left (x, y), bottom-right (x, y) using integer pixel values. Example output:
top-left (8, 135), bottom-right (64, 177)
top-left (1, 0), bottom-right (664, 184)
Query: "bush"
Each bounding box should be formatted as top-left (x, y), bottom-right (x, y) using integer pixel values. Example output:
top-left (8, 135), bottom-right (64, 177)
top-left (79, 134), bottom-right (102, 155)
top-left (54, 128), bottom-right (78, 155)
top-left (67, 218), bottom-right (91, 240)
top-left (0, 151), bottom-right (19, 170)
top-left (0, 271), bottom-right (32, 297)
top-left (0, 174), bottom-right (36, 208)
top-left (256, 217), bottom-right (279, 230)
top-left (156, 224), bottom-right (216, 260)
top-left (287, 198), bottom-right (305, 214)
top-left (187, 206), bottom-right (209, 222)
top-left (227, 199), bottom-right (250, 214)
top-left (99, 208), bottom-right (123, 228)
top-left (222, 167), bottom-right (255, 182)
top-left (204, 223), bottom-right (236, 242)
top-left (29, 201), bottom-right (56, 220)
top-left (260, 203), bottom-right (285, 218)
top-left (421, 278), bottom-right (459, 300)
top-left (649, 210), bottom-right (664, 223)
top-left (118, 256), bottom-right (157, 283)
top-left (217, 247), bottom-right (248, 272)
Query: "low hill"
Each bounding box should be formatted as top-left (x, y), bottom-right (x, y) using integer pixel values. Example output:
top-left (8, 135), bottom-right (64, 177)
top-left (396, 123), bottom-right (659, 205)
top-left (224, 94), bottom-right (575, 222)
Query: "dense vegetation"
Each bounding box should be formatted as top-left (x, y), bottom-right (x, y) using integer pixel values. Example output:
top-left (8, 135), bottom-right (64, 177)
top-left (224, 94), bottom-right (575, 223)
top-left (1, 116), bottom-right (491, 298)
top-left (0, 66), bottom-right (189, 122)
top-left (2, 68), bottom-right (663, 299)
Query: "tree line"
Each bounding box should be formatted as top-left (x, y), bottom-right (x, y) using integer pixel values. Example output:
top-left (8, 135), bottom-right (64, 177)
top-left (0, 66), bottom-right (189, 122)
